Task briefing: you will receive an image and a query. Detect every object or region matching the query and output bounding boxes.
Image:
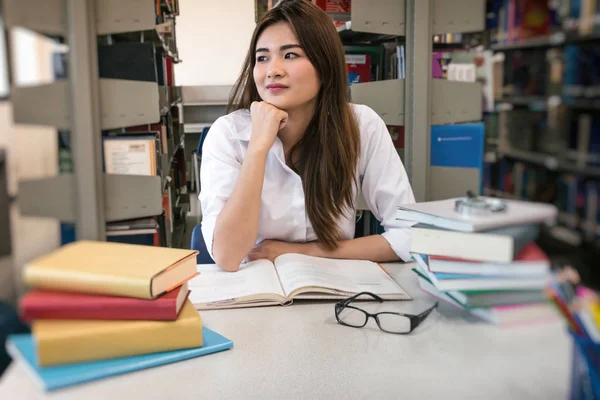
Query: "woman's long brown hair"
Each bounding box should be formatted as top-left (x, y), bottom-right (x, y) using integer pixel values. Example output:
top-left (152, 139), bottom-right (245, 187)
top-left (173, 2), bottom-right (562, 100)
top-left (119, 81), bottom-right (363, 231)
top-left (228, 0), bottom-right (360, 249)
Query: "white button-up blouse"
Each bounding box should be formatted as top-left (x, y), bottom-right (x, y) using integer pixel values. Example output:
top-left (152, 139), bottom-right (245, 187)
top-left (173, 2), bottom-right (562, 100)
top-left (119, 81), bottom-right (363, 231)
top-left (199, 103), bottom-right (415, 261)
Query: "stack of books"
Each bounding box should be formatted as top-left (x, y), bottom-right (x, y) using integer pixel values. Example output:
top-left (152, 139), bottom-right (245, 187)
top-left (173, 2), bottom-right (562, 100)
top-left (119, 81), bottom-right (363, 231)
top-left (6, 241), bottom-right (233, 391)
top-left (396, 196), bottom-right (561, 326)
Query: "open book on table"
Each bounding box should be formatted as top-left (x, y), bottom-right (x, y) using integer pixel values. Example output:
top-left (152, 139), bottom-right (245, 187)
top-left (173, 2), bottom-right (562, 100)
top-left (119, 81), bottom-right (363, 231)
top-left (188, 253), bottom-right (411, 310)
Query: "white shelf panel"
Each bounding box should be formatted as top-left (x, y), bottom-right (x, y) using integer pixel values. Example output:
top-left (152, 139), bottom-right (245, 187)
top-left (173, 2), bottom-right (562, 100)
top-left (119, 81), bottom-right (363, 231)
top-left (337, 0), bottom-right (483, 41)
top-left (4, 0), bottom-right (64, 36)
top-left (431, 80), bottom-right (482, 125)
top-left (100, 80), bottom-right (161, 129)
top-left (350, 79), bottom-right (405, 126)
top-left (11, 79), bottom-right (160, 130)
top-left (18, 174), bottom-right (163, 222)
top-left (350, 79), bottom-right (482, 126)
top-left (11, 82), bottom-right (70, 129)
top-left (350, 0), bottom-right (405, 37)
top-left (96, 0), bottom-right (157, 35)
top-left (181, 85), bottom-right (232, 106)
top-left (5, 0), bottom-right (161, 36)
top-left (432, 0), bottom-right (485, 34)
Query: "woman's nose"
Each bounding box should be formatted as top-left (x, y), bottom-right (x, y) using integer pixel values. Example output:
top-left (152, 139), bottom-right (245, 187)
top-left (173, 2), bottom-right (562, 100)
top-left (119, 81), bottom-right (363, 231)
top-left (267, 57), bottom-right (284, 78)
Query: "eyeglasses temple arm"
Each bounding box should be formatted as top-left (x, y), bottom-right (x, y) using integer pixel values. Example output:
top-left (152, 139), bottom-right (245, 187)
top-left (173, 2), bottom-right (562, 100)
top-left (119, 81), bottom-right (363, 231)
top-left (339, 291), bottom-right (384, 307)
top-left (412, 302), bottom-right (438, 330)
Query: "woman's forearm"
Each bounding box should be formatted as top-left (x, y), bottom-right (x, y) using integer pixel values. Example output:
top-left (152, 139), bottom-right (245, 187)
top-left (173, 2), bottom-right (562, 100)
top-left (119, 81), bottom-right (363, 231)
top-left (303, 235), bottom-right (401, 263)
top-left (212, 148), bottom-right (268, 271)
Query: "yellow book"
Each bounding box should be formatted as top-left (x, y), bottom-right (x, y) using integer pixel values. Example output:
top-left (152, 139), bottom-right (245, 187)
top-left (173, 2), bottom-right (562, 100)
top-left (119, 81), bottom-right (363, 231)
top-left (590, 301), bottom-right (600, 328)
top-left (23, 240), bottom-right (198, 299)
top-left (32, 300), bottom-right (203, 367)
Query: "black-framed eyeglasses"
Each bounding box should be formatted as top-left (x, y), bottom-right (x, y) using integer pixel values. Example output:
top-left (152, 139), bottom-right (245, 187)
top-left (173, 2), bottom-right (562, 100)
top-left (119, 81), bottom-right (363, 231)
top-left (335, 292), bottom-right (437, 334)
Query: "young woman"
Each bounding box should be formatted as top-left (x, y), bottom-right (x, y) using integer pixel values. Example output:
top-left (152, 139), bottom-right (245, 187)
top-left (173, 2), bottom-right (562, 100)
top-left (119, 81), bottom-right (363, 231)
top-left (199, 0), bottom-right (415, 272)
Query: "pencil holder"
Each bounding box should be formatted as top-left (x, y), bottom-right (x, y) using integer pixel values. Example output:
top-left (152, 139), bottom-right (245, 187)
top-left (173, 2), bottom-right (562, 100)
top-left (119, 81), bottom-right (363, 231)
top-left (570, 331), bottom-right (600, 399)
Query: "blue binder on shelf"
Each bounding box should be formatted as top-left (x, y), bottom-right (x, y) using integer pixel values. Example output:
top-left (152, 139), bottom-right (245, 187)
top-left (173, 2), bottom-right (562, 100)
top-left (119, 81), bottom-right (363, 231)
top-left (6, 327), bottom-right (233, 391)
top-left (429, 123), bottom-right (485, 200)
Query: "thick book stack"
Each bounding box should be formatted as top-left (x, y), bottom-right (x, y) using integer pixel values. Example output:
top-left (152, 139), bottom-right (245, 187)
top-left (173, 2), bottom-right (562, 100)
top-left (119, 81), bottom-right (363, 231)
top-left (6, 241), bottom-right (233, 391)
top-left (397, 197), bottom-right (561, 326)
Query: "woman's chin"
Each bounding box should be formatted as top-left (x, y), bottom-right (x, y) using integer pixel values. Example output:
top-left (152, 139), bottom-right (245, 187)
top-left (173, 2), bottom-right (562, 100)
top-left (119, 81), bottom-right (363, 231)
top-left (263, 98), bottom-right (291, 110)
top-left (258, 92), bottom-right (290, 109)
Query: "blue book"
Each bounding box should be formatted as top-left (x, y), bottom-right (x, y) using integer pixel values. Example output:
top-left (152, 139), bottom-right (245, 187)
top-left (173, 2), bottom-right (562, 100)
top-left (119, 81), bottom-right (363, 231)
top-left (6, 327), bottom-right (233, 391)
top-left (430, 123), bottom-right (485, 195)
top-left (434, 272), bottom-right (511, 280)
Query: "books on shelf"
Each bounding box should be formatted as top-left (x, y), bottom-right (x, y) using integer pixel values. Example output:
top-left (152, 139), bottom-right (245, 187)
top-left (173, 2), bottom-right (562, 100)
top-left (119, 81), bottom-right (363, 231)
top-left (189, 253), bottom-right (410, 310)
top-left (103, 135), bottom-right (160, 177)
top-left (97, 42), bottom-right (158, 82)
top-left (429, 122), bottom-right (486, 200)
top-left (106, 216), bottom-right (163, 246)
top-left (345, 54), bottom-right (371, 85)
top-left (53, 0), bottom-right (186, 250)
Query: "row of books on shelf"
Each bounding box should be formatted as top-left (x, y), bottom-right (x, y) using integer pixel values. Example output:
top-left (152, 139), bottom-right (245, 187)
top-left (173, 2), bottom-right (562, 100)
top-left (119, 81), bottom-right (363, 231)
top-left (489, 108), bottom-right (600, 166)
top-left (258, 0), bottom-right (351, 27)
top-left (60, 116), bottom-right (188, 247)
top-left (499, 44), bottom-right (600, 102)
top-left (55, 40), bottom-right (179, 100)
top-left (345, 45), bottom-right (484, 84)
top-left (7, 241), bottom-right (233, 391)
top-left (488, 0), bottom-right (600, 45)
top-left (393, 196), bottom-right (559, 326)
top-left (156, 0), bottom-right (180, 19)
top-left (483, 158), bottom-right (600, 244)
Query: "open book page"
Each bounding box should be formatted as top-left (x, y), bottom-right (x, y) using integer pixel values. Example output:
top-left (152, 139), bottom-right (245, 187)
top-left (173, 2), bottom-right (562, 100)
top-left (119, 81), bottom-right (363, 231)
top-left (273, 254), bottom-right (409, 299)
top-left (188, 260), bottom-right (285, 306)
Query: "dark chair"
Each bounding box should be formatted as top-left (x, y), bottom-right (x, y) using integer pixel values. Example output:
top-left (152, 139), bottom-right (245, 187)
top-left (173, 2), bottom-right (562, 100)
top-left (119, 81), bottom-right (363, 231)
top-left (191, 126), bottom-right (210, 193)
top-left (0, 302), bottom-right (30, 377)
top-left (191, 224), bottom-right (215, 264)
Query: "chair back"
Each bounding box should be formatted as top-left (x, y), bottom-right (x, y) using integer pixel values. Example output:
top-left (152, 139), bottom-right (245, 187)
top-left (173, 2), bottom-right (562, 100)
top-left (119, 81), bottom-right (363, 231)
top-left (190, 224), bottom-right (215, 264)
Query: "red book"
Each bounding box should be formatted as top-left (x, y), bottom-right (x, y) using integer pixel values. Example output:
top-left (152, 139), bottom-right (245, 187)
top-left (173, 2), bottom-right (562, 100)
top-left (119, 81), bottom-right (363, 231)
top-left (19, 283), bottom-right (190, 323)
top-left (430, 242), bottom-right (550, 263)
top-left (345, 54), bottom-right (371, 85)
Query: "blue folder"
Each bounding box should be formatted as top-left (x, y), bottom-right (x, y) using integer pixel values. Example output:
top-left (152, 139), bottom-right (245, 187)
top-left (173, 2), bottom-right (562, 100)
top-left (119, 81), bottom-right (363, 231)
top-left (6, 326), bottom-right (233, 391)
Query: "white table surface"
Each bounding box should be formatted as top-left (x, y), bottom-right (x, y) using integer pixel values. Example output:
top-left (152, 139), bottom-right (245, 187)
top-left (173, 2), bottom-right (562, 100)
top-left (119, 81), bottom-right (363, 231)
top-left (0, 262), bottom-right (572, 400)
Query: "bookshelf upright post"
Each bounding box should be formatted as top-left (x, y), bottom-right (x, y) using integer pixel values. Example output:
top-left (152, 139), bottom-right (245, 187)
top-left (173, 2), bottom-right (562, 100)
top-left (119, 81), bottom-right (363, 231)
top-left (66, 0), bottom-right (106, 241)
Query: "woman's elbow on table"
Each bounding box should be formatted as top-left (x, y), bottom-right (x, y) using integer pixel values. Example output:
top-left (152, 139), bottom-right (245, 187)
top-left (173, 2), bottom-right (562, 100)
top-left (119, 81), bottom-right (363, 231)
top-left (211, 245), bottom-right (243, 272)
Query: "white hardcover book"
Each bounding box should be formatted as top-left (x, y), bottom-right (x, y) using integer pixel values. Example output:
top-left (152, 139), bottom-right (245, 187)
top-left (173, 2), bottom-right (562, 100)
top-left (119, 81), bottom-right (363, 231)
top-left (411, 226), bottom-right (515, 263)
top-left (396, 197), bottom-right (557, 232)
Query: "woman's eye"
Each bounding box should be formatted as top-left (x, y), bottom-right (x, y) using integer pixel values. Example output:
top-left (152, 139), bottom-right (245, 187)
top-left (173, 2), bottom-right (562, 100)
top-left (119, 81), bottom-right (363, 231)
top-left (256, 56), bottom-right (267, 62)
top-left (285, 52), bottom-right (299, 59)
